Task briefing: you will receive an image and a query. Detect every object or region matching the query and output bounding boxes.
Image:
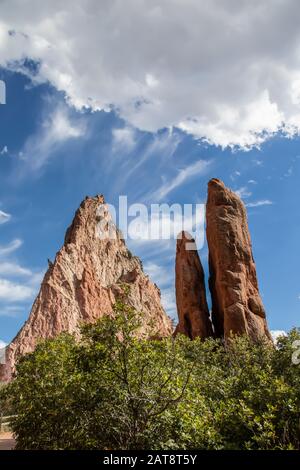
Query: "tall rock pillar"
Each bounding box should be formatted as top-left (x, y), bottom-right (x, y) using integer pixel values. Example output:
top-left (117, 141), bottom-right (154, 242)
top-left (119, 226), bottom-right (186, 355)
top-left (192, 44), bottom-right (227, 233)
top-left (206, 178), bottom-right (272, 342)
top-left (174, 231), bottom-right (213, 340)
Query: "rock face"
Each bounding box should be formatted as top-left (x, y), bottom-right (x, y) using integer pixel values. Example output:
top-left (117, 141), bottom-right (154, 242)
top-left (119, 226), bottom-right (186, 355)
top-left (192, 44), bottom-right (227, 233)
top-left (174, 232), bottom-right (213, 340)
top-left (206, 178), bottom-right (272, 342)
top-left (0, 196), bottom-right (172, 382)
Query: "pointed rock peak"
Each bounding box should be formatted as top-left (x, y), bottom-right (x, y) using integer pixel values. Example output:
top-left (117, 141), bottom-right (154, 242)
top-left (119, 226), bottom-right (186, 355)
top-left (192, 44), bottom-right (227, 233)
top-left (208, 178), bottom-right (225, 188)
top-left (64, 195), bottom-right (107, 246)
top-left (206, 179), bottom-right (272, 343)
top-left (176, 230), bottom-right (198, 252)
top-left (174, 231), bottom-right (213, 340)
top-left (0, 195), bottom-right (172, 382)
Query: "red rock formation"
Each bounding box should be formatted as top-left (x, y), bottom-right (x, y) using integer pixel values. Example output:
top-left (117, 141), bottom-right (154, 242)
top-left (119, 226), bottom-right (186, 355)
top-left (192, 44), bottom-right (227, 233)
top-left (0, 196), bottom-right (172, 382)
top-left (206, 178), bottom-right (272, 342)
top-left (174, 231), bottom-right (213, 340)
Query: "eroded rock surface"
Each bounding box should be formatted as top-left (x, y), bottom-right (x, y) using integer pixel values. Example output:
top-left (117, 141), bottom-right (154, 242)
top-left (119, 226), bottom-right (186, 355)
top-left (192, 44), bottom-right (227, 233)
top-left (0, 196), bottom-right (172, 382)
top-left (174, 231), bottom-right (213, 340)
top-left (206, 178), bottom-right (272, 342)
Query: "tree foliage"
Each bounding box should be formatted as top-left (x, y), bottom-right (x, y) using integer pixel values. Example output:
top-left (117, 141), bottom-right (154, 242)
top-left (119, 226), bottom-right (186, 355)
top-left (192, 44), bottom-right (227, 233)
top-left (1, 302), bottom-right (299, 450)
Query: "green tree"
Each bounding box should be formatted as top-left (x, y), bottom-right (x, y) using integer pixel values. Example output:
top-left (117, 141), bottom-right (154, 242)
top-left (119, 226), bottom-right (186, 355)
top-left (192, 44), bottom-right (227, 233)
top-left (1, 305), bottom-right (299, 451)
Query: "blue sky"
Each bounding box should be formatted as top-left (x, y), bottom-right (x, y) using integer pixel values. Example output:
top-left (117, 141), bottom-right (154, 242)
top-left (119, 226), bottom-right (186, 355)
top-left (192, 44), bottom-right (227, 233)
top-left (0, 68), bottom-right (299, 344)
top-left (1, 1), bottom-right (300, 344)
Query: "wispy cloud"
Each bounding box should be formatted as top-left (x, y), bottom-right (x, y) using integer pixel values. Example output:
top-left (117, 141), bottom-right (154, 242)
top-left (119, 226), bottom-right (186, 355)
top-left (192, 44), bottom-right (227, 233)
top-left (161, 287), bottom-right (177, 318)
top-left (0, 231), bottom-right (45, 316)
top-left (0, 339), bottom-right (6, 348)
top-left (0, 146), bottom-right (8, 155)
top-left (150, 159), bottom-right (210, 201)
top-left (246, 200), bottom-right (273, 208)
top-left (141, 130), bottom-right (182, 162)
top-left (116, 129), bottom-right (182, 193)
top-left (112, 126), bottom-right (136, 153)
top-left (27, 270), bottom-right (45, 289)
top-left (0, 262), bottom-right (32, 277)
top-left (284, 166), bottom-right (293, 178)
top-left (234, 186), bottom-right (252, 199)
top-left (20, 104), bottom-right (85, 172)
top-left (0, 305), bottom-right (24, 318)
top-left (0, 279), bottom-right (35, 302)
top-left (0, 210), bottom-right (11, 225)
top-left (144, 262), bottom-right (173, 288)
top-left (230, 170), bottom-right (241, 181)
top-left (0, 239), bottom-right (23, 256)
top-left (128, 238), bottom-right (175, 263)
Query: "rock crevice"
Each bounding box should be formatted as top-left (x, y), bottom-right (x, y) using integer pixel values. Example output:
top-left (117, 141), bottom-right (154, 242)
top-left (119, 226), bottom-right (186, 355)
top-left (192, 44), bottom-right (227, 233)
top-left (174, 179), bottom-right (272, 344)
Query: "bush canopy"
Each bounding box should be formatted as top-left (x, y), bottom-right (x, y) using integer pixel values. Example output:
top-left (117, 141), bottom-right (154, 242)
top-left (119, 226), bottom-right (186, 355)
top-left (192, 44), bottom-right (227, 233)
top-left (1, 300), bottom-right (300, 450)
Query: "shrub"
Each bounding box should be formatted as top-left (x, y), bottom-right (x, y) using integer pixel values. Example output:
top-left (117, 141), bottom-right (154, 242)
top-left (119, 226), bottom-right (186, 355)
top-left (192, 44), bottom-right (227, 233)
top-left (1, 304), bottom-right (299, 450)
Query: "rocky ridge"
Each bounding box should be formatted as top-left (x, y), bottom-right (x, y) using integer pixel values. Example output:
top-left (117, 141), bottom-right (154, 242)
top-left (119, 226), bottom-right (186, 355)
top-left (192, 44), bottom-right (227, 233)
top-left (0, 196), bottom-right (172, 382)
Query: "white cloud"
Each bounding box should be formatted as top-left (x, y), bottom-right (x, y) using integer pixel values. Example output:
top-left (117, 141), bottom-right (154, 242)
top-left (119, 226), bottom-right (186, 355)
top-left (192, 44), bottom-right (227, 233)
top-left (0, 265), bottom-right (43, 315)
top-left (116, 130), bottom-right (182, 193)
top-left (161, 287), bottom-right (177, 318)
top-left (0, 305), bottom-right (24, 317)
top-left (112, 126), bottom-right (136, 153)
top-left (230, 170), bottom-right (241, 180)
top-left (28, 270), bottom-right (45, 288)
top-left (271, 330), bottom-right (287, 343)
top-left (144, 262), bottom-right (173, 288)
top-left (0, 278), bottom-right (35, 302)
top-left (0, 239), bottom-right (22, 256)
top-left (0, 210), bottom-right (11, 224)
top-left (150, 160), bottom-right (210, 201)
top-left (141, 130), bottom-right (182, 162)
top-left (20, 105), bottom-right (85, 171)
top-left (246, 199), bottom-right (273, 208)
top-left (2, 1), bottom-right (300, 148)
top-left (234, 186), bottom-right (252, 199)
top-left (0, 339), bottom-right (6, 364)
top-left (284, 166), bottom-right (293, 177)
top-left (0, 236), bottom-right (44, 317)
top-left (0, 145), bottom-right (8, 155)
top-left (0, 262), bottom-right (32, 277)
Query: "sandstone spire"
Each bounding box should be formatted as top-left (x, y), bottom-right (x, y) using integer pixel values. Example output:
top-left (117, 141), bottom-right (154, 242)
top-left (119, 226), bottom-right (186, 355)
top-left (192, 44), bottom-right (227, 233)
top-left (206, 178), bottom-right (272, 342)
top-left (174, 231), bottom-right (213, 340)
top-left (0, 196), bottom-right (172, 382)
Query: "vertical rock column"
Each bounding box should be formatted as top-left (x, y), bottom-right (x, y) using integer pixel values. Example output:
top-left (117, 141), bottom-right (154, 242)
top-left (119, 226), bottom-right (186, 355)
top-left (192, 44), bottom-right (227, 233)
top-left (174, 231), bottom-right (213, 340)
top-left (206, 178), bottom-right (272, 342)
